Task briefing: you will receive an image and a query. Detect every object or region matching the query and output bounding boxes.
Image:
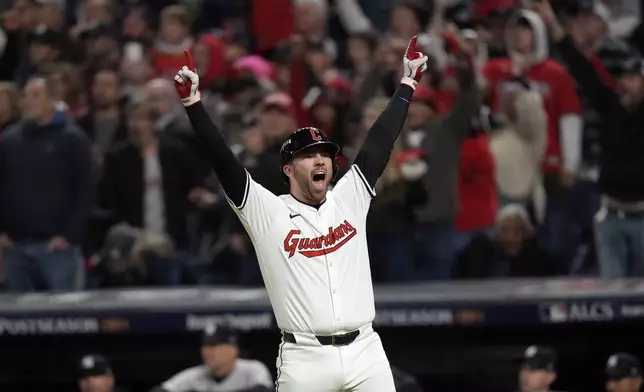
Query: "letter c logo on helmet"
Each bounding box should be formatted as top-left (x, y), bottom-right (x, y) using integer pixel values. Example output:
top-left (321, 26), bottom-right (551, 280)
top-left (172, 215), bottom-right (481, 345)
top-left (309, 128), bottom-right (323, 141)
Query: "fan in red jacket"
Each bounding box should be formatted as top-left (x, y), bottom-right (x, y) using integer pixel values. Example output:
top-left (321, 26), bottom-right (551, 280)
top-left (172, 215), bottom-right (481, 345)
top-left (483, 10), bottom-right (582, 180)
top-left (152, 5), bottom-right (195, 79)
top-left (456, 133), bottom-right (497, 235)
top-left (454, 105), bottom-right (497, 253)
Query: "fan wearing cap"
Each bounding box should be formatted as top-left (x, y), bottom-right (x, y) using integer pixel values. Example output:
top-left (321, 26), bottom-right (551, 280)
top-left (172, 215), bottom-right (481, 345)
top-left (550, 1), bottom-right (615, 245)
top-left (19, 28), bottom-right (62, 85)
top-left (79, 22), bottom-right (119, 61)
top-left (553, 0), bottom-right (615, 194)
top-left (605, 353), bottom-right (643, 392)
top-left (78, 354), bottom-right (120, 392)
top-left (155, 325), bottom-right (272, 392)
top-left (565, 1), bottom-right (615, 88)
top-left (518, 345), bottom-right (558, 392)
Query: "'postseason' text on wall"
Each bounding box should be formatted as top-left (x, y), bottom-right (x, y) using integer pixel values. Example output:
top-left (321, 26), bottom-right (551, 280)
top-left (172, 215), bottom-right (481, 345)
top-left (0, 317), bottom-right (100, 335)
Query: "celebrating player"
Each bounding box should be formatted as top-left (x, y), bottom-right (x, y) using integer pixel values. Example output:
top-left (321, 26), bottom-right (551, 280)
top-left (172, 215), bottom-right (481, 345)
top-left (174, 37), bottom-right (428, 392)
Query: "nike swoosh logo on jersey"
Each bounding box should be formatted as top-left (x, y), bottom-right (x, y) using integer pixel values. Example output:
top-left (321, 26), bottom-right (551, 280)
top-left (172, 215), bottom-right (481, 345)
top-left (289, 213), bottom-right (301, 219)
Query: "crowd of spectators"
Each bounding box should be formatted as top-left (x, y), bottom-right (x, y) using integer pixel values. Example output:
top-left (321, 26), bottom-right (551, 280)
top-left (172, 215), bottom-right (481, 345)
top-left (0, 0), bottom-right (642, 291)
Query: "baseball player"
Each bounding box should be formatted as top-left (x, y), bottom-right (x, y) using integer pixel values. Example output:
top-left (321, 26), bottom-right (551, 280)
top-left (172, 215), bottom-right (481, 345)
top-left (517, 345), bottom-right (559, 392)
top-left (77, 354), bottom-right (123, 392)
top-left (173, 37), bottom-right (428, 392)
top-left (605, 353), bottom-right (642, 392)
top-left (154, 324), bottom-right (273, 392)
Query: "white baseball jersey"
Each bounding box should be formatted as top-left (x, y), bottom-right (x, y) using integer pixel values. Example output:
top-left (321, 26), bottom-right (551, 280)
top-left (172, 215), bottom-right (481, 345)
top-left (227, 164), bottom-right (376, 335)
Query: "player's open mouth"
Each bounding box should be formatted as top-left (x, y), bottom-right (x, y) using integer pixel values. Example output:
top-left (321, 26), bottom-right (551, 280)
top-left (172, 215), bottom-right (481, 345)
top-left (312, 170), bottom-right (326, 184)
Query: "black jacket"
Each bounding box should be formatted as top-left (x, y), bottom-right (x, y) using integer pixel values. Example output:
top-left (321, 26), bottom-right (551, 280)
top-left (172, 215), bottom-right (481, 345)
top-left (99, 138), bottom-right (207, 249)
top-left (556, 35), bottom-right (644, 202)
top-left (0, 112), bottom-right (95, 243)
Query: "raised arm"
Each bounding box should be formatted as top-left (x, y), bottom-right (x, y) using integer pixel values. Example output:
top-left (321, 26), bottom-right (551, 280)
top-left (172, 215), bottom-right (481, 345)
top-left (353, 36), bottom-right (428, 189)
top-left (174, 50), bottom-right (248, 207)
top-left (440, 52), bottom-right (480, 140)
top-left (175, 51), bottom-right (284, 237)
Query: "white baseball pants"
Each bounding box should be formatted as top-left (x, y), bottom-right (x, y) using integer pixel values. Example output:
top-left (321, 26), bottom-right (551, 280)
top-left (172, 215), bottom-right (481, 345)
top-left (275, 324), bottom-right (396, 392)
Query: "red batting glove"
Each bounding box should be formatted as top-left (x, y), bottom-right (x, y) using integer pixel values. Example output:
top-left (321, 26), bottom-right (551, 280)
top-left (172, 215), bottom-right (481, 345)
top-left (401, 36), bottom-right (429, 90)
top-left (174, 49), bottom-right (202, 107)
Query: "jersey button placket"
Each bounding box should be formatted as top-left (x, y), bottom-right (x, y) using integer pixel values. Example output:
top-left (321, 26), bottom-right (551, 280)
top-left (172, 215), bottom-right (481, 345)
top-left (327, 254), bottom-right (342, 325)
top-left (332, 289), bottom-right (341, 323)
top-left (316, 210), bottom-right (342, 329)
top-left (320, 211), bottom-right (342, 328)
top-left (328, 250), bottom-right (342, 326)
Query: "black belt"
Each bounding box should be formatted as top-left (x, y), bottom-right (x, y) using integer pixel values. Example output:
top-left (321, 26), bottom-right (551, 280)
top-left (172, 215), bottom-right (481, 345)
top-left (283, 330), bottom-right (360, 346)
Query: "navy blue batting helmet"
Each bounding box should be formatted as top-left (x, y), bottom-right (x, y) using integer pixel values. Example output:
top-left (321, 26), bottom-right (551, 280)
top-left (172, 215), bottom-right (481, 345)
top-left (280, 127), bottom-right (340, 184)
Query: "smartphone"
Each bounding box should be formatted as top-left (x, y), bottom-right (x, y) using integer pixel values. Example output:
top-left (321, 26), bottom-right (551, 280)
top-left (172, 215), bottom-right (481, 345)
top-left (124, 42), bottom-right (143, 62)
